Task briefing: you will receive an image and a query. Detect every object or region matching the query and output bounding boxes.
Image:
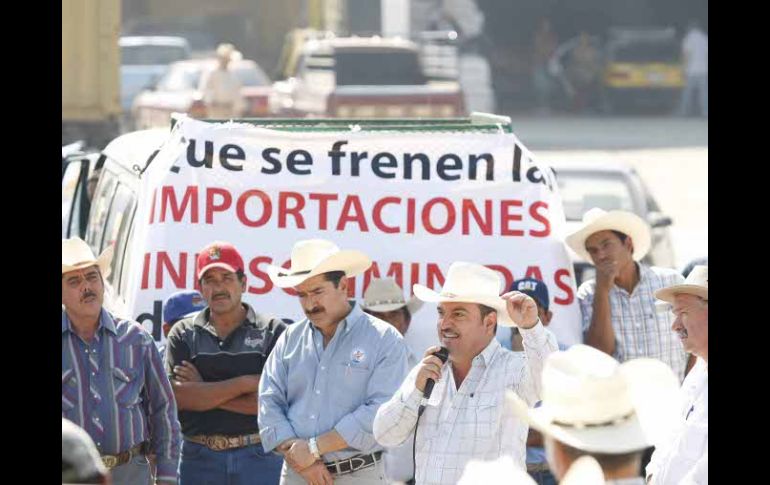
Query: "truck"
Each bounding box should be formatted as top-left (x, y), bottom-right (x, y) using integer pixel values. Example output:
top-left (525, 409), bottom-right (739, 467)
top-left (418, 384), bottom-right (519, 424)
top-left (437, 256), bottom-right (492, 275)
top-left (62, 0), bottom-right (122, 148)
top-left (270, 31), bottom-right (466, 118)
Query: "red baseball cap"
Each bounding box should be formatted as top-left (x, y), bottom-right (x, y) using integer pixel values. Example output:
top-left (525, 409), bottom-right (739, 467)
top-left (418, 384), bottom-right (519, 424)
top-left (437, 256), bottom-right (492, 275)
top-left (196, 241), bottom-right (245, 280)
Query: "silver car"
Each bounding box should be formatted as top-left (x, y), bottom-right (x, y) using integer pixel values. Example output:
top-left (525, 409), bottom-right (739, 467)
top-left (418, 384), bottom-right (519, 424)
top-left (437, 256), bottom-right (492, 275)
top-left (549, 160), bottom-right (675, 286)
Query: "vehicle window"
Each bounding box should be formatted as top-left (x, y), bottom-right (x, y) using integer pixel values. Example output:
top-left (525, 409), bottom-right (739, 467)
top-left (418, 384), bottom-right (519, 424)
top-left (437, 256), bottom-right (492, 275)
top-left (62, 159), bottom-right (86, 237)
top-left (85, 171), bottom-right (118, 252)
top-left (334, 50), bottom-right (427, 86)
top-left (610, 41), bottom-right (679, 63)
top-left (113, 202), bottom-right (137, 293)
top-left (556, 172), bottom-right (637, 221)
top-left (121, 45), bottom-right (190, 65)
top-left (119, 215), bottom-right (137, 295)
top-left (158, 66), bottom-right (201, 91)
top-left (233, 64), bottom-right (271, 86)
top-left (101, 184), bottom-right (136, 284)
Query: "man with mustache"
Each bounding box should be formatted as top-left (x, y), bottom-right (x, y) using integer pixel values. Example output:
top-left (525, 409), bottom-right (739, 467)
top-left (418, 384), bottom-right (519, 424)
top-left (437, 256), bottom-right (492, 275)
top-left (62, 238), bottom-right (181, 485)
top-left (645, 266), bottom-right (708, 485)
top-left (164, 241), bottom-right (287, 484)
top-left (373, 262), bottom-right (559, 485)
top-left (259, 239), bottom-right (410, 485)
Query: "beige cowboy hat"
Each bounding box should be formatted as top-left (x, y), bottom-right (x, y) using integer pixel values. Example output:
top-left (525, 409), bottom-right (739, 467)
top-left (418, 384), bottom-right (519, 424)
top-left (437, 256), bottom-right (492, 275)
top-left (62, 237), bottom-right (113, 279)
top-left (267, 239), bottom-right (371, 288)
top-left (362, 278), bottom-right (423, 315)
top-left (506, 345), bottom-right (680, 454)
top-left (655, 265), bottom-right (708, 303)
top-left (565, 208), bottom-right (651, 262)
top-left (413, 261), bottom-right (515, 326)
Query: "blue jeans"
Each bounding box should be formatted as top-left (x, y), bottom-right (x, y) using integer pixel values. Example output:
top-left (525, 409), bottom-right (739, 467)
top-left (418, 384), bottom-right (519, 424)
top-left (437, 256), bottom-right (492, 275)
top-left (528, 469), bottom-right (558, 485)
top-left (179, 440), bottom-right (283, 485)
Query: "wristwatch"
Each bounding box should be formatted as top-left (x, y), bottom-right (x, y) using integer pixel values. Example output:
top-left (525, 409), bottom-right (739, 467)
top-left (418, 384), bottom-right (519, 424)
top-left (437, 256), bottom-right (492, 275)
top-left (308, 437), bottom-right (321, 460)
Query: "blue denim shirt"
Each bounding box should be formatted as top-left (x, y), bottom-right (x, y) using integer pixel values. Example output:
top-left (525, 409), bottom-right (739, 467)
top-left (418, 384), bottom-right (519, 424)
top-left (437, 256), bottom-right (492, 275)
top-left (258, 302), bottom-right (409, 462)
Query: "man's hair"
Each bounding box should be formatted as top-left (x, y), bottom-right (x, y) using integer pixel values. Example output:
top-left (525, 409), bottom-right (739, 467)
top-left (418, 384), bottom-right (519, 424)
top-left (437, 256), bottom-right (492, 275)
top-left (62, 419), bottom-right (107, 484)
top-left (401, 306), bottom-right (412, 322)
top-left (478, 304), bottom-right (498, 333)
top-left (610, 230), bottom-right (629, 243)
top-left (323, 271), bottom-right (347, 288)
top-left (198, 269), bottom-right (246, 285)
top-left (560, 441), bottom-right (642, 472)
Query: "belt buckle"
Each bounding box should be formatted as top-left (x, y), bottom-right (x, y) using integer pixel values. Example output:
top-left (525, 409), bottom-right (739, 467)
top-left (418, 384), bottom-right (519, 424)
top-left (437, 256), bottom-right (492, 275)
top-left (349, 456), bottom-right (366, 473)
top-left (206, 436), bottom-right (229, 451)
top-left (102, 455), bottom-right (118, 468)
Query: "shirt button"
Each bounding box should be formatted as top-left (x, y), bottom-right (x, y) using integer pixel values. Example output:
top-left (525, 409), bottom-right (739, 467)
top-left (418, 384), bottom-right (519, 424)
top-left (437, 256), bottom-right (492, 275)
top-left (315, 390), bottom-right (321, 395)
top-left (321, 366), bottom-right (326, 371)
top-left (310, 415), bottom-right (316, 419)
top-left (92, 372), bottom-right (96, 376)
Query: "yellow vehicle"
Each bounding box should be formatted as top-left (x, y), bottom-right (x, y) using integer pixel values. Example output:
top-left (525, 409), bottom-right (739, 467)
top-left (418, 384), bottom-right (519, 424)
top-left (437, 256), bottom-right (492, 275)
top-left (602, 28), bottom-right (684, 111)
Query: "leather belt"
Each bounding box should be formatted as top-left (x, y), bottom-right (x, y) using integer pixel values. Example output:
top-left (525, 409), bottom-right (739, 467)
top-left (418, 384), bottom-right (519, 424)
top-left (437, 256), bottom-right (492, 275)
top-left (100, 442), bottom-right (146, 469)
top-left (324, 451), bottom-right (382, 476)
top-left (527, 462), bottom-right (552, 473)
top-left (185, 433), bottom-right (262, 451)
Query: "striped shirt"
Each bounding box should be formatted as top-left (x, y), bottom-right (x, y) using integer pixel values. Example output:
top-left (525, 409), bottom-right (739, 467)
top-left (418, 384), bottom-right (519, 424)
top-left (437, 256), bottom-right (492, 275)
top-left (373, 322), bottom-right (558, 485)
top-left (577, 263), bottom-right (687, 381)
top-left (62, 309), bottom-right (181, 483)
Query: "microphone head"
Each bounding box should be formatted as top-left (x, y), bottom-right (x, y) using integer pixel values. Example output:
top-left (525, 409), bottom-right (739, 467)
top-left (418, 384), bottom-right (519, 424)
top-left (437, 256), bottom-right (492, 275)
top-left (435, 347), bottom-right (449, 364)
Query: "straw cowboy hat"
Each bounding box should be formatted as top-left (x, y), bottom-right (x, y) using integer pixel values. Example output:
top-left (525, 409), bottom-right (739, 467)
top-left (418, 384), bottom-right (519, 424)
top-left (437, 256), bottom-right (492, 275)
top-left (412, 261), bottom-right (516, 326)
top-left (267, 239), bottom-right (371, 288)
top-left (565, 208), bottom-right (652, 262)
top-left (655, 265), bottom-right (708, 303)
top-left (506, 345), bottom-right (680, 454)
top-left (62, 237), bottom-right (113, 279)
top-left (362, 278), bottom-right (423, 315)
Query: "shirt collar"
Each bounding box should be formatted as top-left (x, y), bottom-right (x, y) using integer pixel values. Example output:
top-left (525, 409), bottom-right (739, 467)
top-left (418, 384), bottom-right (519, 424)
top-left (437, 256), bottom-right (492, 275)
top-left (61, 307), bottom-right (116, 335)
top-left (473, 337), bottom-right (502, 367)
top-left (194, 303), bottom-right (259, 329)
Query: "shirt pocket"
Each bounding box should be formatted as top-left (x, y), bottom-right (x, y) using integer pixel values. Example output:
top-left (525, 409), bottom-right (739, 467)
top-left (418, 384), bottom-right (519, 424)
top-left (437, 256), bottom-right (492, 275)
top-left (113, 367), bottom-right (143, 407)
top-left (471, 393), bottom-right (501, 442)
top-left (332, 361), bottom-right (371, 411)
top-left (62, 369), bottom-right (77, 412)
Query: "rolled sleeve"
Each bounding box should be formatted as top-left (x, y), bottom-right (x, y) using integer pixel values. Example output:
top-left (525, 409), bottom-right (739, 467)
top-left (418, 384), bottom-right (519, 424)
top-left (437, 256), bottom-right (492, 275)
top-left (518, 321), bottom-right (559, 404)
top-left (144, 336), bottom-right (181, 483)
top-left (373, 366), bottom-right (422, 448)
top-left (258, 332), bottom-right (297, 453)
top-left (336, 332), bottom-right (409, 451)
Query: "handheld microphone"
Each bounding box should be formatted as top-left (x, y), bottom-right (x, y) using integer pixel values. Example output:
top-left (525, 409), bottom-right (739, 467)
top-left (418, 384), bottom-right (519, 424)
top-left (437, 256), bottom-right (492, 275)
top-left (418, 347), bottom-right (449, 416)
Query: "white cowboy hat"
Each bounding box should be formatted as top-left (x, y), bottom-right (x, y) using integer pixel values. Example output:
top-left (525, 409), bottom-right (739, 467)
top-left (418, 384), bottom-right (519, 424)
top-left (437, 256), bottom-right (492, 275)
top-left (655, 265), bottom-right (708, 303)
top-left (565, 208), bottom-right (651, 262)
top-left (362, 278), bottom-right (423, 315)
top-left (506, 345), bottom-right (680, 454)
top-left (266, 239), bottom-right (371, 288)
top-left (412, 262), bottom-right (515, 326)
top-left (62, 237), bottom-right (113, 279)
top-left (457, 456), bottom-right (536, 485)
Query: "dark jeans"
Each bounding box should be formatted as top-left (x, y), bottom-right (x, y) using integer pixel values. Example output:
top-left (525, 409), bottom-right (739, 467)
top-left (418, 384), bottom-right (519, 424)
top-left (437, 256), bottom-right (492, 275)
top-left (528, 469), bottom-right (558, 485)
top-left (179, 440), bottom-right (283, 485)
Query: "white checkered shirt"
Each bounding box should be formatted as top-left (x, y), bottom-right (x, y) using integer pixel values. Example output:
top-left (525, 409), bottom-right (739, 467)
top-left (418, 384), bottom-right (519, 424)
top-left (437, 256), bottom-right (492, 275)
top-left (373, 322), bottom-right (558, 485)
top-left (578, 263), bottom-right (688, 381)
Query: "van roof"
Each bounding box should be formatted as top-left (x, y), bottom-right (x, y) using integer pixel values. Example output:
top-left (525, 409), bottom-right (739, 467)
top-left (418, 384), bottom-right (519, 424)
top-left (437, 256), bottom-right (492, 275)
top-left (102, 129), bottom-right (171, 170)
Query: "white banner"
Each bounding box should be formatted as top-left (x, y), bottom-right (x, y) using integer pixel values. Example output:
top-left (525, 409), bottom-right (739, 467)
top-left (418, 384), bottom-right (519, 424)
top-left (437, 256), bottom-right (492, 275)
top-left (126, 116), bottom-right (582, 349)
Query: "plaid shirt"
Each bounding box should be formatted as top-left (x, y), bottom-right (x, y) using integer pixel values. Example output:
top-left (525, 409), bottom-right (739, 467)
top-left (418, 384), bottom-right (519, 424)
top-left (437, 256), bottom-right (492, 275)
top-left (62, 309), bottom-right (181, 483)
top-left (577, 263), bottom-right (687, 381)
top-left (373, 323), bottom-right (558, 485)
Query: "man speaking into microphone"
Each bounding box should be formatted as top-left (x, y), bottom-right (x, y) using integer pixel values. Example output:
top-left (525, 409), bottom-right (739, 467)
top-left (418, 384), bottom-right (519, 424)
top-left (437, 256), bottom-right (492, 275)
top-left (373, 262), bottom-right (558, 485)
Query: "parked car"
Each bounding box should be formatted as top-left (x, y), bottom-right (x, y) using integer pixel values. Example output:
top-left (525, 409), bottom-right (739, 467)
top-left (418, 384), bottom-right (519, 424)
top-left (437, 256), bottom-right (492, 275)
top-left (132, 58), bottom-right (272, 129)
top-left (270, 32), bottom-right (465, 118)
top-left (602, 27), bottom-right (684, 112)
top-left (549, 159), bottom-right (675, 286)
top-left (120, 36), bottom-right (191, 114)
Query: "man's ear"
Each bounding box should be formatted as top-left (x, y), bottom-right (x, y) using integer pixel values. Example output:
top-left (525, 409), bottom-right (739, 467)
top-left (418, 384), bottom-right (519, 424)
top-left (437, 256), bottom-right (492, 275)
top-left (625, 235), bottom-right (635, 255)
top-left (485, 311), bottom-right (498, 333)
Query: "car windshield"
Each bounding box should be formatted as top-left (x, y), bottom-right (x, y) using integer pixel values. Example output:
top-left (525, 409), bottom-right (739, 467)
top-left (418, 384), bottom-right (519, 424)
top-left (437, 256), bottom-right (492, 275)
top-left (334, 50), bottom-right (427, 86)
top-left (121, 45), bottom-right (189, 65)
top-left (555, 171), bottom-right (637, 221)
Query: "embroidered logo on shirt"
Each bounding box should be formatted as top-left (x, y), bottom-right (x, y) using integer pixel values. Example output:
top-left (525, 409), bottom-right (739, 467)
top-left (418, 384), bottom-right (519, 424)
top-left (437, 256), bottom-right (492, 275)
top-left (350, 348), bottom-right (366, 364)
top-left (244, 336), bottom-right (261, 348)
